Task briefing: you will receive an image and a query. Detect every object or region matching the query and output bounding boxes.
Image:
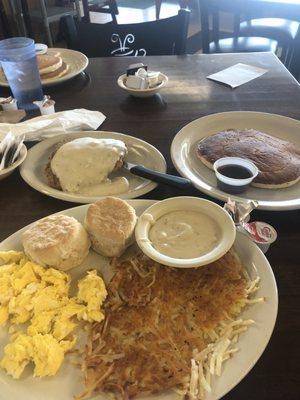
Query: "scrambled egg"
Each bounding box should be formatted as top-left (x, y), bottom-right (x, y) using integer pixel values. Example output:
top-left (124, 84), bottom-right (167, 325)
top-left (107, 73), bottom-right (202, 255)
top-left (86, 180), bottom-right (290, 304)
top-left (0, 250), bottom-right (107, 379)
top-left (77, 270), bottom-right (107, 322)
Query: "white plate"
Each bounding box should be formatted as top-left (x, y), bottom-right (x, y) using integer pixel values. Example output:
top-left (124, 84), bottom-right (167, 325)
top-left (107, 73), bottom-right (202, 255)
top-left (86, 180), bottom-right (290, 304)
top-left (0, 48), bottom-right (88, 88)
top-left (171, 111), bottom-right (300, 210)
top-left (0, 144), bottom-right (27, 181)
top-left (0, 200), bottom-right (277, 400)
top-left (20, 131), bottom-right (167, 203)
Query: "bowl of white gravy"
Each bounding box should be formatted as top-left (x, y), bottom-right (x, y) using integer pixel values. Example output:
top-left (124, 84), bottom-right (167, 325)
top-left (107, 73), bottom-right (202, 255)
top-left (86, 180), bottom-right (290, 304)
top-left (135, 197), bottom-right (236, 268)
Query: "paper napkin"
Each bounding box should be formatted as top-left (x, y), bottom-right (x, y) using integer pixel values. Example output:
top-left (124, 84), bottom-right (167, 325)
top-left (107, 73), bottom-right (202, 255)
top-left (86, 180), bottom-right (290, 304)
top-left (207, 63), bottom-right (268, 88)
top-left (0, 109), bottom-right (106, 141)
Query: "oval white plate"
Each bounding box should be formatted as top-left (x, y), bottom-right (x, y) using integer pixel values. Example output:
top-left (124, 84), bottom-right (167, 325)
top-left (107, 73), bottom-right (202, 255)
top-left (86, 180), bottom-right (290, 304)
top-left (20, 131), bottom-right (167, 203)
top-left (0, 200), bottom-right (277, 400)
top-left (171, 111), bottom-right (300, 210)
top-left (0, 48), bottom-right (88, 87)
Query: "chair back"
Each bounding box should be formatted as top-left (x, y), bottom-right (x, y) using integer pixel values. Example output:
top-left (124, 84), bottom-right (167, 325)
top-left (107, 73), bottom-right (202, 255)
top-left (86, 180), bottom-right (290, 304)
top-left (61, 9), bottom-right (190, 57)
top-left (199, 0), bottom-right (246, 53)
top-left (199, 0), bottom-right (292, 53)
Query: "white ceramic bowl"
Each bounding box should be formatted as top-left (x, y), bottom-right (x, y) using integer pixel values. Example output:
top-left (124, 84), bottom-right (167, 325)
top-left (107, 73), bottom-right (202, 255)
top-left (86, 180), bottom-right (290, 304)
top-left (0, 144), bottom-right (27, 181)
top-left (117, 72), bottom-right (168, 98)
top-left (213, 157), bottom-right (259, 187)
top-left (135, 196), bottom-right (236, 268)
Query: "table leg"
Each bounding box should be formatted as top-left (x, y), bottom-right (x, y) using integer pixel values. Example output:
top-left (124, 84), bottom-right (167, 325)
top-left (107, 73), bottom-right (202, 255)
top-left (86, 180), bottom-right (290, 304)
top-left (199, 0), bottom-right (209, 53)
top-left (74, 0), bottom-right (81, 21)
top-left (108, 0), bottom-right (117, 23)
top-left (82, 0), bottom-right (90, 23)
top-left (155, 0), bottom-right (162, 19)
top-left (110, 0), bottom-right (119, 15)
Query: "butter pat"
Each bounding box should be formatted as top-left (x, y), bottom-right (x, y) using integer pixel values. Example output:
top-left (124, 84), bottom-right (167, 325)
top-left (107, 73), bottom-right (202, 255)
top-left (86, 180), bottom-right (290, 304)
top-left (137, 68), bottom-right (160, 87)
top-left (147, 71), bottom-right (160, 88)
top-left (136, 68), bottom-right (148, 79)
top-left (126, 75), bottom-right (147, 90)
top-left (124, 64), bottom-right (162, 90)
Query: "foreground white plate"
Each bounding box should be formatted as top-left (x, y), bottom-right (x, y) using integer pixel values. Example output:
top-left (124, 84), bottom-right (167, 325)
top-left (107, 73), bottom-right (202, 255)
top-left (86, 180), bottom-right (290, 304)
top-left (20, 131), bottom-right (166, 203)
top-left (171, 111), bottom-right (300, 210)
top-left (0, 200), bottom-right (278, 400)
top-left (0, 48), bottom-right (88, 87)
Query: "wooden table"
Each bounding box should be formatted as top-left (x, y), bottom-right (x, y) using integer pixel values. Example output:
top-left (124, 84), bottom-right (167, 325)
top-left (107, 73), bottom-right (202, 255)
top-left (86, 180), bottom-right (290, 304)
top-left (0, 52), bottom-right (299, 399)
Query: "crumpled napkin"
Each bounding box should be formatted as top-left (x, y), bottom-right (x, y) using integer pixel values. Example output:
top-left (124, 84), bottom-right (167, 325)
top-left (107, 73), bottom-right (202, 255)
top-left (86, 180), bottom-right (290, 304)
top-left (0, 109), bottom-right (106, 141)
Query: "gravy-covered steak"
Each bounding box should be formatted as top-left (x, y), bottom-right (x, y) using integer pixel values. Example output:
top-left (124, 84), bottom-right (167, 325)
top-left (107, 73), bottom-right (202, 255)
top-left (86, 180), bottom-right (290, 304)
top-left (197, 128), bottom-right (300, 189)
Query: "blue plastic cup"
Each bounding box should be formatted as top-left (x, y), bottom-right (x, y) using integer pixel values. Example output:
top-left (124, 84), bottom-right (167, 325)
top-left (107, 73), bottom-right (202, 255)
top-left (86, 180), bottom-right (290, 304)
top-left (0, 37), bottom-right (43, 110)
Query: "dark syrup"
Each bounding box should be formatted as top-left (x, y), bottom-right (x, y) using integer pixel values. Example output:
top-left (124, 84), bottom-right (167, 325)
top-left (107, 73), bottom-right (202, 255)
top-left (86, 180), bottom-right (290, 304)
top-left (217, 164), bottom-right (253, 194)
top-left (217, 165), bottom-right (253, 179)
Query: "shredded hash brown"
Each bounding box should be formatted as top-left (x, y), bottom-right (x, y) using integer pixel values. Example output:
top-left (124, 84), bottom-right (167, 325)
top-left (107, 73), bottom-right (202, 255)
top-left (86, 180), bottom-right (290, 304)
top-left (78, 249), bottom-right (262, 400)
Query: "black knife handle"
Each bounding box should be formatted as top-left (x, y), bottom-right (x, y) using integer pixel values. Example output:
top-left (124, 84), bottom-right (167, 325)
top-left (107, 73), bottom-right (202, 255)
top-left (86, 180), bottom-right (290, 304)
top-left (129, 165), bottom-right (194, 190)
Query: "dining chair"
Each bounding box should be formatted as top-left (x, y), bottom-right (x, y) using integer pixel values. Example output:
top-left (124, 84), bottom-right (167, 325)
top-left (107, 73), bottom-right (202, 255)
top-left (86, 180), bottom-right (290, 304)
top-left (198, 0), bottom-right (300, 72)
top-left (81, 0), bottom-right (119, 23)
top-left (239, 18), bottom-right (300, 69)
top-left (199, 0), bottom-right (279, 56)
top-left (24, 0), bottom-right (81, 47)
top-left (60, 8), bottom-right (190, 57)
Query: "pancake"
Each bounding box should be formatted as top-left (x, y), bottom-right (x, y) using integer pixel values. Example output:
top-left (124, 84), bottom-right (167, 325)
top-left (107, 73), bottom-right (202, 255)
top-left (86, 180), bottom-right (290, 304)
top-left (40, 62), bottom-right (69, 80)
top-left (197, 128), bottom-right (300, 189)
top-left (37, 54), bottom-right (62, 75)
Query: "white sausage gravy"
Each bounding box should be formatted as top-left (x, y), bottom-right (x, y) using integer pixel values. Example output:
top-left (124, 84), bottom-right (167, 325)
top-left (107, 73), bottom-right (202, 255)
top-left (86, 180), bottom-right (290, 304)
top-left (149, 210), bottom-right (219, 259)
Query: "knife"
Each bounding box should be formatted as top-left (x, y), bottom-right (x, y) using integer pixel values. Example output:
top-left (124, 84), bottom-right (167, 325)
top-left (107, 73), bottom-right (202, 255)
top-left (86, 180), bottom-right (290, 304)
top-left (123, 162), bottom-right (194, 190)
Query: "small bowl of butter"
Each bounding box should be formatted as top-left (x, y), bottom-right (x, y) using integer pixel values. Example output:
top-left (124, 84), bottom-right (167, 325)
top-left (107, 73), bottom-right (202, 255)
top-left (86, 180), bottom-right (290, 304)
top-left (118, 63), bottom-right (168, 98)
top-left (135, 197), bottom-right (236, 268)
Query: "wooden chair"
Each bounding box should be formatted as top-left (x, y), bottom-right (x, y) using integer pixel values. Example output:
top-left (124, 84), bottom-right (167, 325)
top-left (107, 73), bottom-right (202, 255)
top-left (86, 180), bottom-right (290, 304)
top-left (82, 0), bottom-right (119, 23)
top-left (60, 9), bottom-right (190, 57)
top-left (199, 0), bottom-right (278, 55)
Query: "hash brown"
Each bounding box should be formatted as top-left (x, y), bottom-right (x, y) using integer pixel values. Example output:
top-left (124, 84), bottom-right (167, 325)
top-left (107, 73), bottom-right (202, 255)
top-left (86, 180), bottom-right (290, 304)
top-left (79, 250), bottom-right (257, 399)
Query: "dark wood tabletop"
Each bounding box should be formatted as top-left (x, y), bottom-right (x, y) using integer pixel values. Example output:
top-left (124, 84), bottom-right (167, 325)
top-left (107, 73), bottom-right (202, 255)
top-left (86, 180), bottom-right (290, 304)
top-left (0, 52), bottom-right (299, 399)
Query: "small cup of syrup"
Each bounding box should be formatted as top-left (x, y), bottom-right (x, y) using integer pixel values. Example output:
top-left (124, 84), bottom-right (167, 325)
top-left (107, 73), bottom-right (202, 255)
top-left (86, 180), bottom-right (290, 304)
top-left (213, 157), bottom-right (259, 194)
